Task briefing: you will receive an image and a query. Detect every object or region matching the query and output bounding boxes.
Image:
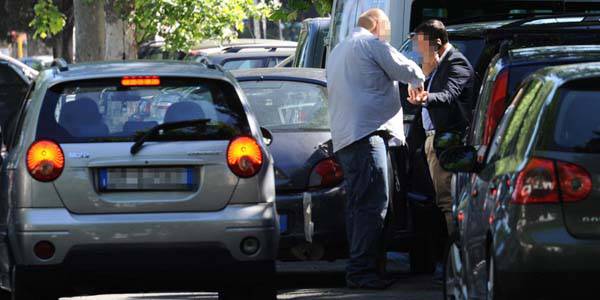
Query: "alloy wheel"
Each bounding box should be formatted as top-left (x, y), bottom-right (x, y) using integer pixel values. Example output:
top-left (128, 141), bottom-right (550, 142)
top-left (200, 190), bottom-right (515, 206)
top-left (444, 243), bottom-right (467, 300)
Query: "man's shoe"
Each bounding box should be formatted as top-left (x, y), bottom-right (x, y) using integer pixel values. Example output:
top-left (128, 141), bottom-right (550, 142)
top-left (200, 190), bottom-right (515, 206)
top-left (347, 278), bottom-right (395, 290)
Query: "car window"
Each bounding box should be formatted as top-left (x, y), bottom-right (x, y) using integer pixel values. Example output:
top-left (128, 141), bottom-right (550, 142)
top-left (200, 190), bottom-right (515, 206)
top-left (36, 77), bottom-right (250, 143)
top-left (485, 82), bottom-right (529, 164)
top-left (222, 58), bottom-right (266, 70)
top-left (491, 79), bottom-right (544, 161)
top-left (293, 24), bottom-right (310, 68)
top-left (0, 64), bottom-right (23, 85)
top-left (399, 37), bottom-right (484, 67)
top-left (238, 80), bottom-right (329, 131)
top-left (541, 80), bottom-right (600, 153)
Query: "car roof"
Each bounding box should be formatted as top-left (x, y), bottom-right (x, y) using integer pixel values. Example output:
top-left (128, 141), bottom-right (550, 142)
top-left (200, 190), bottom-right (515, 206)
top-left (209, 51), bottom-right (295, 60)
top-left (40, 60), bottom-right (228, 85)
top-left (446, 20), bottom-right (518, 36)
top-left (508, 45), bottom-right (600, 64)
top-left (231, 68), bottom-right (326, 84)
top-left (535, 61), bottom-right (600, 84)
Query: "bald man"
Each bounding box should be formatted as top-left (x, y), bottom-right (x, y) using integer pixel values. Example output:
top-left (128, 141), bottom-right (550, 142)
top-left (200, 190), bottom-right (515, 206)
top-left (326, 9), bottom-right (425, 289)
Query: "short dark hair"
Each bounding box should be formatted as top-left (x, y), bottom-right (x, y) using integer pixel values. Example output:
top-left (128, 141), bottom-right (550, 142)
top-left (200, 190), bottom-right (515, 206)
top-left (414, 19), bottom-right (448, 45)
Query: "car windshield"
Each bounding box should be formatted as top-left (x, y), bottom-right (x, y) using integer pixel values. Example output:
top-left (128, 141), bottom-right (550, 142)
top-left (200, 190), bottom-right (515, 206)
top-left (544, 84), bottom-right (600, 153)
top-left (238, 80), bottom-right (329, 131)
top-left (36, 77), bottom-right (250, 143)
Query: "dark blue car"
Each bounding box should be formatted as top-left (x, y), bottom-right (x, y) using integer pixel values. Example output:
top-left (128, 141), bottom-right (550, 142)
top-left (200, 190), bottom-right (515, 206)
top-left (233, 68), bottom-right (348, 261)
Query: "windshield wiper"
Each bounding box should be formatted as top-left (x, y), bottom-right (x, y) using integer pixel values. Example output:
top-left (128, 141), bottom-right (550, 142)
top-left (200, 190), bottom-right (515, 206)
top-left (130, 118), bottom-right (211, 155)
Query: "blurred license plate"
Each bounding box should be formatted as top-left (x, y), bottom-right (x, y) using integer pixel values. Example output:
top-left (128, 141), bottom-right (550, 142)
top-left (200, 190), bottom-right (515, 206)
top-left (98, 167), bottom-right (197, 192)
top-left (279, 214), bottom-right (288, 233)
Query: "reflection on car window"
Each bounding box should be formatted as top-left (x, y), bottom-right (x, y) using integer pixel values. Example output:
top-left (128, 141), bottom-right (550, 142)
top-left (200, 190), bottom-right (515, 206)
top-left (239, 80), bottom-right (329, 131)
top-left (494, 79), bottom-right (544, 160)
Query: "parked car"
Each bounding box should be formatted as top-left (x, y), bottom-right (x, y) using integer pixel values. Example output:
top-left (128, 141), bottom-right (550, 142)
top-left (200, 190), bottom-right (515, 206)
top-left (275, 55), bottom-right (294, 68)
top-left (0, 60), bottom-right (278, 299)
top-left (186, 40), bottom-right (296, 71)
top-left (233, 68), bottom-right (347, 260)
top-left (292, 17), bottom-right (330, 68)
top-left (0, 54), bottom-right (37, 144)
top-left (442, 59), bottom-right (600, 299)
top-left (441, 61), bottom-right (600, 299)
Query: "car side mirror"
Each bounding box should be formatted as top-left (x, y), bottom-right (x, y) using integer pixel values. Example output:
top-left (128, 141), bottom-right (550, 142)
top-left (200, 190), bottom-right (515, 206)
top-left (260, 127), bottom-right (273, 146)
top-left (439, 145), bottom-right (479, 173)
top-left (434, 131), bottom-right (463, 153)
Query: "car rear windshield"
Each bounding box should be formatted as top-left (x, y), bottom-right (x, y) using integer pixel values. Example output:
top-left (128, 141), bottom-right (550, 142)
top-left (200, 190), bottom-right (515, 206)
top-left (36, 77), bottom-right (250, 143)
top-left (541, 80), bottom-right (600, 153)
top-left (238, 80), bottom-right (329, 131)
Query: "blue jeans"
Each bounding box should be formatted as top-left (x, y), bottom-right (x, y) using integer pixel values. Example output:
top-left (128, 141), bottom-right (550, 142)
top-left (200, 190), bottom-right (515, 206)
top-left (336, 134), bottom-right (389, 283)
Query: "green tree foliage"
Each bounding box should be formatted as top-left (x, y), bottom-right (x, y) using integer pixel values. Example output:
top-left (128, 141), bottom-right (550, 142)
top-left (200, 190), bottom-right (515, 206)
top-left (132, 0), bottom-right (272, 51)
top-left (29, 0), bottom-right (66, 39)
top-left (271, 0), bottom-right (333, 22)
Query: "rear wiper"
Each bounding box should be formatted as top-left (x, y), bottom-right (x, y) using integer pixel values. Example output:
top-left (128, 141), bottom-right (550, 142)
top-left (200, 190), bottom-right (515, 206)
top-left (130, 118), bottom-right (211, 155)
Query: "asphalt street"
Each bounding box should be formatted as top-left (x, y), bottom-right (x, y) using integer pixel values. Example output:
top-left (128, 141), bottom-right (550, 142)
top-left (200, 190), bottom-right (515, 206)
top-left (64, 260), bottom-right (442, 300)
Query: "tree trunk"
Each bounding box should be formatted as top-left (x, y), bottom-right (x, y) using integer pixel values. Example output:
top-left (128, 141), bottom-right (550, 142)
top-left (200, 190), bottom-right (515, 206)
top-left (74, 0), bottom-right (105, 62)
top-left (104, 0), bottom-right (137, 60)
top-left (59, 0), bottom-right (74, 62)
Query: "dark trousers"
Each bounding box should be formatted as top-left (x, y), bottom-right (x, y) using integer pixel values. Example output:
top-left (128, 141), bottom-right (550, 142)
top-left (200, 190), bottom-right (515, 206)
top-left (336, 134), bottom-right (389, 283)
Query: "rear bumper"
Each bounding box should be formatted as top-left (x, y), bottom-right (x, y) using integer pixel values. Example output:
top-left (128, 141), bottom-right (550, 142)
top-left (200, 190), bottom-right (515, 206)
top-left (494, 205), bottom-right (600, 296)
top-left (276, 186), bottom-right (347, 252)
top-left (11, 203), bottom-right (279, 266)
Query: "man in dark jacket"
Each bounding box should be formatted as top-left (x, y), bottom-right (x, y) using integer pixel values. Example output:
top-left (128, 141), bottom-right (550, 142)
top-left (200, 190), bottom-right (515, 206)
top-left (407, 19), bottom-right (475, 281)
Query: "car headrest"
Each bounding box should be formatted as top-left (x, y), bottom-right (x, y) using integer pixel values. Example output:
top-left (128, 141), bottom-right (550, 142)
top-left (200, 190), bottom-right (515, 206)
top-left (163, 101), bottom-right (206, 123)
top-left (59, 97), bottom-right (108, 137)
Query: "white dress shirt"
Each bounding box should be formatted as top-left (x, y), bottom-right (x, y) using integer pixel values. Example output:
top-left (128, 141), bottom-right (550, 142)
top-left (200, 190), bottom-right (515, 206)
top-left (326, 27), bottom-right (425, 152)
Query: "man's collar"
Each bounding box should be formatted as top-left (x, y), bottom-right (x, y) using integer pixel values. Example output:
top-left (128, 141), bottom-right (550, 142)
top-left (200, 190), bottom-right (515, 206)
top-left (438, 44), bottom-right (453, 63)
top-left (353, 27), bottom-right (374, 37)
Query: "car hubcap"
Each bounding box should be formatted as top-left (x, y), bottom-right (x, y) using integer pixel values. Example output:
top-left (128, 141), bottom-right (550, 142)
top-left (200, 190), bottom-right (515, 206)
top-left (445, 243), bottom-right (466, 300)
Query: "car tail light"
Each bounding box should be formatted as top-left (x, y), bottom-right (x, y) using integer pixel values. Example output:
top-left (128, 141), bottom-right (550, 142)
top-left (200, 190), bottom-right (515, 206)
top-left (557, 161), bottom-right (592, 202)
top-left (26, 140), bottom-right (65, 182)
top-left (121, 76), bottom-right (160, 87)
top-left (483, 70), bottom-right (509, 146)
top-left (227, 136), bottom-right (263, 178)
top-left (513, 157), bottom-right (559, 204)
top-left (308, 158), bottom-right (344, 188)
top-left (512, 157), bottom-right (592, 204)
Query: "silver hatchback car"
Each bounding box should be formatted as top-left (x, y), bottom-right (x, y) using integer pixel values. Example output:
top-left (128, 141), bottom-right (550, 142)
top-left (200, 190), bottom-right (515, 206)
top-left (0, 61), bottom-right (278, 299)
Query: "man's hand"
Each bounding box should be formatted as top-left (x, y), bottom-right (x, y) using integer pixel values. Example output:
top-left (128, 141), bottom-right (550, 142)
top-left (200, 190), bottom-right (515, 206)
top-left (408, 83), bottom-right (423, 103)
top-left (408, 83), bottom-right (427, 105)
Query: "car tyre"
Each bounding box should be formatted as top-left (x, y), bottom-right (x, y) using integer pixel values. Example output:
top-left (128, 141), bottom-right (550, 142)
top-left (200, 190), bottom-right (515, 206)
top-left (10, 268), bottom-right (57, 300)
top-left (486, 254), bottom-right (508, 300)
top-left (443, 239), bottom-right (466, 300)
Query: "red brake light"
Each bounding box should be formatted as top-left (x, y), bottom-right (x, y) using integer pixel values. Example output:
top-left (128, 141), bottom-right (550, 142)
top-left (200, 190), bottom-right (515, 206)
top-left (26, 140), bottom-right (65, 182)
top-left (121, 76), bottom-right (160, 87)
top-left (308, 158), bottom-right (344, 188)
top-left (227, 136), bottom-right (263, 178)
top-left (512, 158), bottom-right (559, 204)
top-left (512, 157), bottom-right (592, 205)
top-left (483, 70), bottom-right (509, 146)
top-left (557, 161), bottom-right (592, 202)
